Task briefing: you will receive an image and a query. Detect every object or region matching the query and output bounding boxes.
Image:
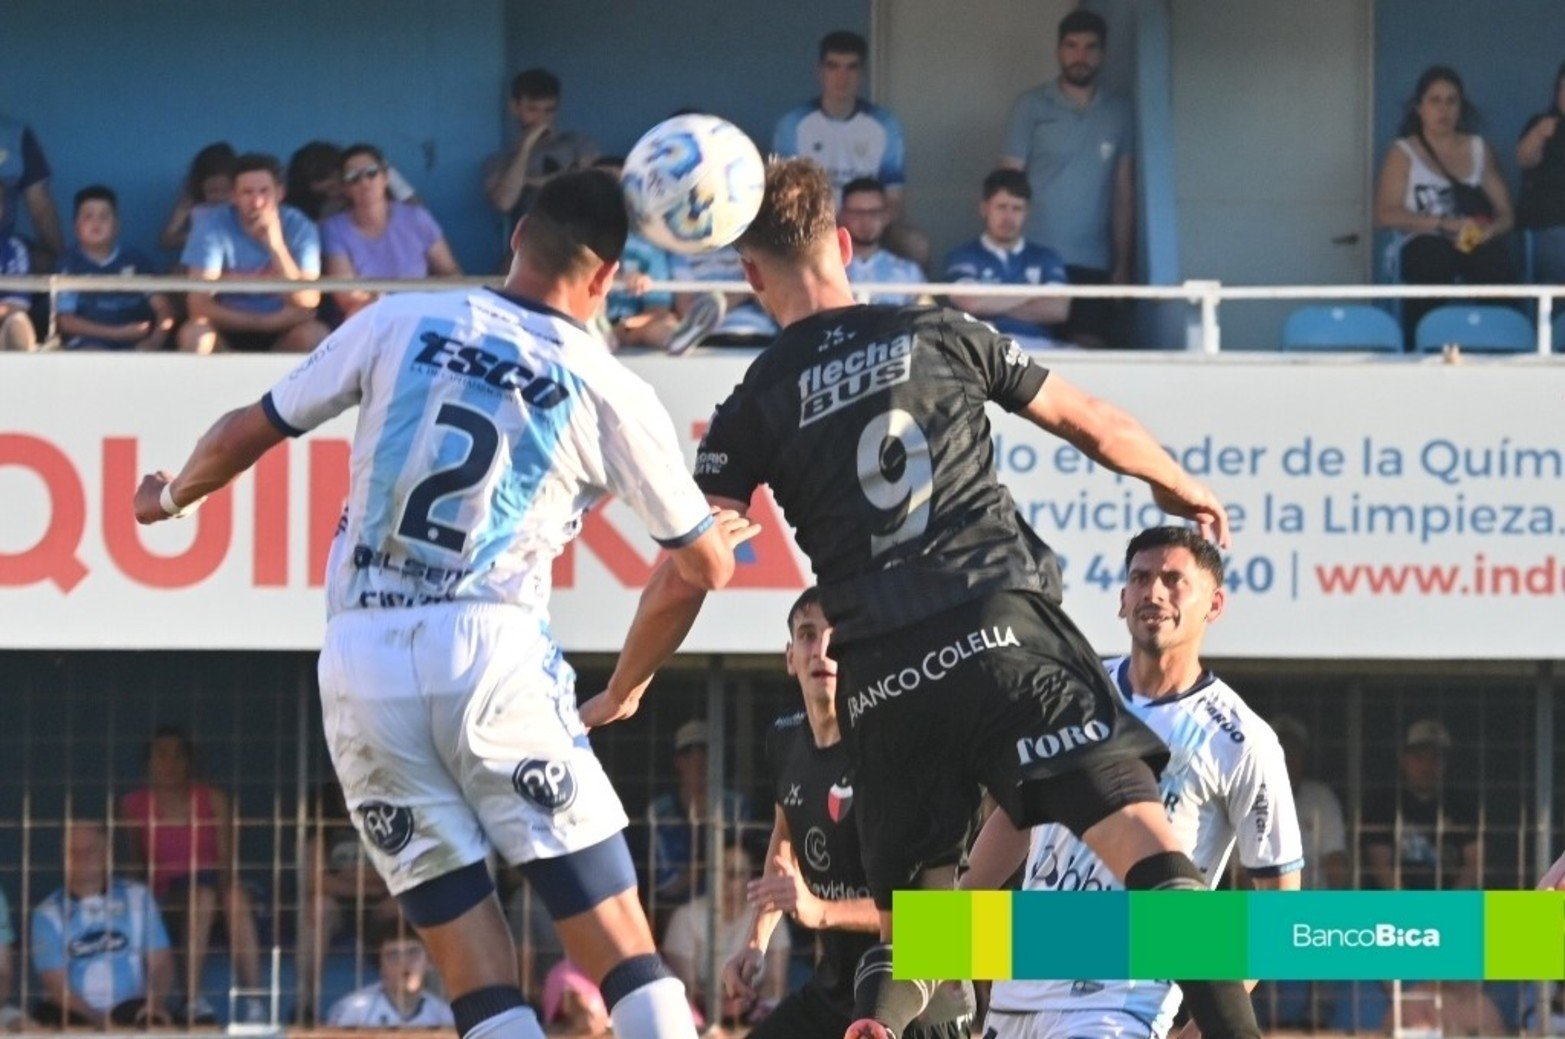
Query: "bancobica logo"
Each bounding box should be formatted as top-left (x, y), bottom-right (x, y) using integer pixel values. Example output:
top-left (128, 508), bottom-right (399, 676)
top-left (358, 802), bottom-right (415, 854)
top-left (1292, 923), bottom-right (1442, 948)
top-left (798, 334), bottom-right (913, 426)
top-left (846, 626), bottom-right (1020, 724)
top-left (1015, 720), bottom-right (1112, 765)
top-left (513, 759), bottom-right (578, 813)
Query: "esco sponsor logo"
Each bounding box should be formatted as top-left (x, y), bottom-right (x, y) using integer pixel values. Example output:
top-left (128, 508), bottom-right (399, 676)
top-left (1015, 719), bottom-right (1112, 765)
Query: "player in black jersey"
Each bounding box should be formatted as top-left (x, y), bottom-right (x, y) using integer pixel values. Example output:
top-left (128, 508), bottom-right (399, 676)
top-left (581, 159), bottom-right (1257, 1039)
top-left (720, 589), bottom-right (971, 1039)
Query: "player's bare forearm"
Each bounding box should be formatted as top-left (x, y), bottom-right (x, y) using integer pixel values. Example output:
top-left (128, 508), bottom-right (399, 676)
top-left (134, 403), bottom-right (287, 524)
top-left (579, 559), bottom-right (707, 727)
top-left (58, 313), bottom-right (147, 342)
top-left (959, 809), bottom-right (1030, 890)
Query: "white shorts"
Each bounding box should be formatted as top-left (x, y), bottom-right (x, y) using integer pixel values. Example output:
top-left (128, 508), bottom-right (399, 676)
top-left (319, 602), bottom-right (629, 895)
top-left (983, 1008), bottom-right (1162, 1039)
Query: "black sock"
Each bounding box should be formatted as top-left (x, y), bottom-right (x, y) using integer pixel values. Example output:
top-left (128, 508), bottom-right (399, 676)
top-left (852, 943), bottom-right (931, 1037)
top-left (1124, 852), bottom-right (1261, 1039)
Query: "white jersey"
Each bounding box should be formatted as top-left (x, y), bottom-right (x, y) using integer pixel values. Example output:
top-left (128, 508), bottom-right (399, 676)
top-left (327, 983), bottom-right (455, 1029)
top-left (264, 288), bottom-right (711, 619)
top-left (989, 657), bottom-right (1304, 1035)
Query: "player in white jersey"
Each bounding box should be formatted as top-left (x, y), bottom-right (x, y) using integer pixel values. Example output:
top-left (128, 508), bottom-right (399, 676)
top-left (134, 170), bottom-right (758, 1039)
top-left (963, 526), bottom-right (1303, 1039)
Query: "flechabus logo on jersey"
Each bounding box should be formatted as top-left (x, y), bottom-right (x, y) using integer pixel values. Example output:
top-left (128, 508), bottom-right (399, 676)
top-left (846, 625), bottom-right (1019, 723)
top-left (798, 334), bottom-right (913, 427)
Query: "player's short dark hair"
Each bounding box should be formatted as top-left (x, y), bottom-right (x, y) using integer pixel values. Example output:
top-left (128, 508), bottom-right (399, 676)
top-left (234, 152), bottom-right (284, 184)
top-left (1058, 9), bottom-right (1107, 45)
top-left (73, 185), bottom-right (117, 214)
top-left (511, 67), bottom-right (561, 101)
top-left (786, 587), bottom-right (824, 635)
top-left (736, 158), bottom-right (839, 261)
top-left (819, 30), bottom-right (868, 62)
top-left (982, 168), bottom-right (1032, 201)
top-left (1123, 526), bottom-right (1225, 586)
top-left (841, 176), bottom-right (885, 203)
top-left (523, 168), bottom-right (627, 278)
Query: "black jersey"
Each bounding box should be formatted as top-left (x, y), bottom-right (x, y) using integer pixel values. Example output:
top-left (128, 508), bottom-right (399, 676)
top-left (764, 711), bottom-right (874, 1007)
top-left (695, 304), bottom-right (1058, 642)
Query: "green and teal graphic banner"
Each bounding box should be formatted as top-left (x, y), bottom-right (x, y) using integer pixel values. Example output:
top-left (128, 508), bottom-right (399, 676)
top-left (893, 891), bottom-right (1565, 980)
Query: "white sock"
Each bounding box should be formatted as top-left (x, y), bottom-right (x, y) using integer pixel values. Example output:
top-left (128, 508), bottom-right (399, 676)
top-left (461, 1005), bottom-right (545, 1039)
top-left (608, 976), bottom-right (698, 1039)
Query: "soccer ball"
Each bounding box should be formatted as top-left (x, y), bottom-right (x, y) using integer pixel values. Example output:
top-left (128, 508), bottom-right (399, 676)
top-left (622, 114), bottom-right (766, 255)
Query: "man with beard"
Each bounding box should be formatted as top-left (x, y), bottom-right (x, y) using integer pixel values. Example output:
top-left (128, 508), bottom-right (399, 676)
top-left (840, 178), bottom-right (927, 305)
top-left (1001, 9), bottom-right (1133, 348)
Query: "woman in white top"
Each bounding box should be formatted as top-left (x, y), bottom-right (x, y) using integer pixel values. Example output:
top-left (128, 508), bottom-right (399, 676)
top-left (1374, 65), bottom-right (1515, 347)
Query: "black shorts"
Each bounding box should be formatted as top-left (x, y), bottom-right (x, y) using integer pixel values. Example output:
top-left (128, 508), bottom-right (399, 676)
top-left (832, 590), bottom-right (1168, 907)
top-left (747, 980), bottom-right (971, 1039)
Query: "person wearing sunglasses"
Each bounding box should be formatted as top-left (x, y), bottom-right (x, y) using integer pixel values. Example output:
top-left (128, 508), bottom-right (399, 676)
top-left (321, 143), bottom-right (461, 319)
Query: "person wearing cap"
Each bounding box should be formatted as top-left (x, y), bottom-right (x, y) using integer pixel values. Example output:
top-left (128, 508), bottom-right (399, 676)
top-left (1362, 719), bottom-right (1479, 890)
top-left (1271, 716), bottom-right (1348, 890)
top-left (647, 721), bottom-right (751, 931)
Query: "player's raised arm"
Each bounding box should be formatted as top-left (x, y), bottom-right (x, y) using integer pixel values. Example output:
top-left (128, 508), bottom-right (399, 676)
top-left (133, 403), bottom-right (286, 524)
top-left (1021, 375), bottom-right (1231, 549)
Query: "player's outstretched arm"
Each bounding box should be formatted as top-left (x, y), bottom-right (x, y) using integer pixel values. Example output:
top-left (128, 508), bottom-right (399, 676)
top-left (134, 403), bottom-right (287, 524)
top-left (578, 499), bottom-right (758, 728)
top-left (725, 806), bottom-right (791, 1005)
top-left (1021, 376), bottom-right (1230, 548)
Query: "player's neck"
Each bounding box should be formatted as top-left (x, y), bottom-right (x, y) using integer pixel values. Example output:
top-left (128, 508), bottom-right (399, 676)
top-left (1056, 76), bottom-right (1097, 107)
top-left (767, 269), bottom-right (858, 329)
top-left (821, 94), bottom-right (858, 119)
top-left (1126, 647), bottom-right (1206, 701)
top-left (81, 242), bottom-right (116, 264)
top-left (804, 695), bottom-right (841, 748)
top-left (506, 264), bottom-right (594, 326)
top-left (382, 984), bottom-right (418, 1016)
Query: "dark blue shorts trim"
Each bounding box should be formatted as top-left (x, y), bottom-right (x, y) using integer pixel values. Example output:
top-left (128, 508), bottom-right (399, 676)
top-left (396, 859), bottom-right (493, 928)
top-left (520, 832), bottom-right (637, 920)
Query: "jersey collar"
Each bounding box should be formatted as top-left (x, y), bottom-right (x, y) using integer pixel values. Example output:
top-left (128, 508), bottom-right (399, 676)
top-left (485, 287), bottom-right (590, 334)
top-left (1115, 656), bottom-right (1217, 706)
top-left (813, 96), bottom-right (871, 121)
top-left (979, 233), bottom-right (1028, 260)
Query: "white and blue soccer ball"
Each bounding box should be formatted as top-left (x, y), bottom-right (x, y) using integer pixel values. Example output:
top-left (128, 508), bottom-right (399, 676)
top-left (622, 114), bottom-right (765, 255)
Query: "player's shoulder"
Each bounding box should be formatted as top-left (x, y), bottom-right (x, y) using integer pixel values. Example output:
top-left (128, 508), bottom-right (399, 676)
top-left (776, 101), bottom-right (817, 132)
top-left (1194, 673), bottom-right (1283, 760)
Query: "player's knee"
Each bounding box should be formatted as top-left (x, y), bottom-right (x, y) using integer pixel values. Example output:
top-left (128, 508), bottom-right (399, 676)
top-left (1123, 850), bottom-right (1205, 892)
top-left (519, 832), bottom-right (638, 920)
top-left (397, 859), bottom-right (494, 928)
top-left (450, 985), bottom-right (543, 1039)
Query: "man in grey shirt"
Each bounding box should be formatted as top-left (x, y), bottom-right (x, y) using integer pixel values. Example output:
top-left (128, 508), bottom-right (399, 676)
top-left (1001, 9), bottom-right (1133, 347)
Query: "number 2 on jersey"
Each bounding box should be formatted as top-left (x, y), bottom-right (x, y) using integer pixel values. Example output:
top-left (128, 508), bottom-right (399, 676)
top-left (857, 408), bottom-right (932, 557)
top-left (397, 404), bottom-right (500, 553)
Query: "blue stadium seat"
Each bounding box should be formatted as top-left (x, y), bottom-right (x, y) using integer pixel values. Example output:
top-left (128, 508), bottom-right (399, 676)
top-left (1414, 305), bottom-right (1536, 353)
top-left (1281, 305), bottom-right (1402, 352)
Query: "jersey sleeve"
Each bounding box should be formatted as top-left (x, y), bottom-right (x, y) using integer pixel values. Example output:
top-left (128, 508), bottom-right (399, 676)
top-left (286, 213), bottom-right (322, 277)
top-left (261, 307), bottom-right (377, 436)
top-left (29, 903), bottom-right (65, 973)
top-left (693, 382), bottom-right (768, 504)
top-left (179, 211), bottom-right (224, 274)
top-left (942, 312), bottom-right (1049, 412)
top-left (878, 111), bottom-right (907, 189)
top-left (943, 245), bottom-right (979, 282)
top-left (773, 108), bottom-right (801, 158)
top-left (1227, 739), bottom-right (1305, 879)
top-left (596, 374), bottom-right (713, 547)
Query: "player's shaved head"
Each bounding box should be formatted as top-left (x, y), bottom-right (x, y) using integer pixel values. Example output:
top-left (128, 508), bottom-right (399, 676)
top-left (521, 169), bottom-right (628, 279)
top-left (736, 158), bottom-right (838, 262)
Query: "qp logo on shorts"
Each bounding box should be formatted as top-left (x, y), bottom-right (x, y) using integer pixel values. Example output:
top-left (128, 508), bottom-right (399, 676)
top-left (357, 802), bottom-right (415, 854)
top-left (512, 758), bottom-right (577, 813)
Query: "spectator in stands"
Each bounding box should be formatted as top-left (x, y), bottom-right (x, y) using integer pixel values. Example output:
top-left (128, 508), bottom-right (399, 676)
top-left (0, 112), bottom-right (64, 267)
top-left (1271, 715), bottom-right (1348, 889)
top-left (648, 721), bottom-right (752, 925)
top-left (0, 189), bottom-right (35, 352)
top-left (540, 960), bottom-right (611, 1036)
top-left (593, 156), bottom-right (680, 351)
top-left (1374, 65), bottom-right (1515, 347)
top-left (0, 886), bottom-right (31, 1032)
top-left (299, 782), bottom-right (400, 1025)
top-left (774, 30), bottom-right (925, 266)
top-left (177, 151), bottom-right (329, 354)
top-left (119, 726), bottom-right (265, 1024)
top-left (945, 168), bottom-right (1070, 351)
top-left (321, 143), bottom-right (461, 320)
top-left (1362, 718), bottom-right (1479, 890)
top-left (158, 142), bottom-right (237, 252)
top-left (840, 176), bottom-right (926, 304)
top-left (485, 68), bottom-right (598, 249)
top-left (1000, 10), bottom-right (1133, 348)
top-left (30, 821), bottom-right (174, 1028)
top-left (1517, 61), bottom-right (1565, 283)
top-left (1383, 981), bottom-right (1504, 1037)
top-left (56, 186), bottom-right (175, 351)
top-left (662, 841), bottom-right (789, 1030)
top-left (327, 932), bottom-right (455, 1029)
top-left (285, 140), bottom-right (347, 223)
top-left (669, 246), bottom-right (778, 354)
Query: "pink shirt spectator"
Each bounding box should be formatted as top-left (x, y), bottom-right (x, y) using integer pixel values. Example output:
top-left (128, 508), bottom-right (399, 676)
top-left (120, 784), bottom-right (222, 897)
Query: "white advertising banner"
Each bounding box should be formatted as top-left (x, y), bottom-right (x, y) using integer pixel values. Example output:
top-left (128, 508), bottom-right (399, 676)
top-left (2, 353), bottom-right (1562, 658)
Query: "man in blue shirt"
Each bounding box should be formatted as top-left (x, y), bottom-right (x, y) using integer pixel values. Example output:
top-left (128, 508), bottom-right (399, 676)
top-left (30, 822), bottom-right (173, 1028)
top-left (178, 152), bottom-right (328, 353)
top-left (57, 186), bottom-right (174, 350)
top-left (1001, 9), bottom-right (1134, 347)
top-left (839, 177), bottom-right (926, 305)
top-left (944, 169), bottom-right (1070, 350)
